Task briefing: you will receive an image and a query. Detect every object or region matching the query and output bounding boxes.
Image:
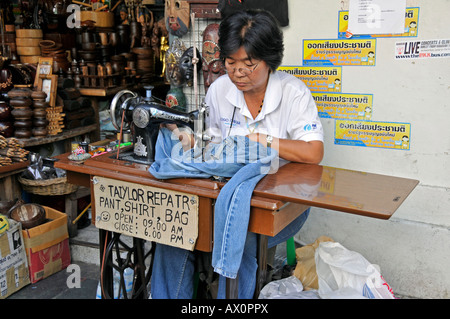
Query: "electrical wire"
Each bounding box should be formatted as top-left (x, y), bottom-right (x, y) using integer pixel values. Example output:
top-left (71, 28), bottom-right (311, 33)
top-left (100, 231), bottom-right (109, 298)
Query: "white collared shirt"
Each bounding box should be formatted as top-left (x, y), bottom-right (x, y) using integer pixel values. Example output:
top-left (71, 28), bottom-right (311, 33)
top-left (205, 71), bottom-right (324, 143)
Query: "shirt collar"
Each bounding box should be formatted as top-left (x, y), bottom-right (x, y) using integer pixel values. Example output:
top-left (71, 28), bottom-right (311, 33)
top-left (225, 72), bottom-right (282, 121)
top-left (262, 72), bottom-right (282, 117)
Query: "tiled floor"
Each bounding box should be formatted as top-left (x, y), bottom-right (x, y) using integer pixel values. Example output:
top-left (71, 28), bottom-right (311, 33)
top-left (7, 261), bottom-right (100, 299)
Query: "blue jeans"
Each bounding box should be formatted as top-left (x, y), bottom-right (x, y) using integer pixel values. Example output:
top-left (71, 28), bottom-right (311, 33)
top-left (150, 129), bottom-right (275, 278)
top-left (149, 128), bottom-right (297, 299)
top-left (151, 208), bottom-right (310, 299)
top-left (211, 158), bottom-right (268, 279)
top-left (149, 128), bottom-right (276, 180)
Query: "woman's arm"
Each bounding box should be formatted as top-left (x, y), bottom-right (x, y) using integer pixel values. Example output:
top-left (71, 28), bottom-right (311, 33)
top-left (247, 133), bottom-right (324, 164)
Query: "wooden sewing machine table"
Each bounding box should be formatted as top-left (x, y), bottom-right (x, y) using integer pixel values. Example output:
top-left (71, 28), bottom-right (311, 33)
top-left (54, 148), bottom-right (418, 298)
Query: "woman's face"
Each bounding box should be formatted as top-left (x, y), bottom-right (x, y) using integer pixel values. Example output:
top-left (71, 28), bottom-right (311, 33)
top-left (224, 46), bottom-right (270, 94)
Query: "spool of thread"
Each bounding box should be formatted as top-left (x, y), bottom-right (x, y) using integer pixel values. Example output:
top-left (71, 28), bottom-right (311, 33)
top-left (79, 141), bottom-right (89, 153)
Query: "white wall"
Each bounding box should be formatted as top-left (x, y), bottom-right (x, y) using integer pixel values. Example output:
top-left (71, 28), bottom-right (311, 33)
top-left (282, 0), bottom-right (450, 298)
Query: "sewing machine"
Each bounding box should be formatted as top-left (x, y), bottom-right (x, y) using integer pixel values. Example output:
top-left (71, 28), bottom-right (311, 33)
top-left (109, 85), bottom-right (210, 164)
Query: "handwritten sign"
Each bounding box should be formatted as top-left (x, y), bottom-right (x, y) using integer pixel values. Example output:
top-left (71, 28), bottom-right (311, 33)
top-left (93, 176), bottom-right (199, 251)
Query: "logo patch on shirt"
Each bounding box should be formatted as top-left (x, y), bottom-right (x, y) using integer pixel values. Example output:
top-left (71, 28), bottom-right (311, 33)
top-left (220, 117), bottom-right (240, 127)
top-left (304, 123), bottom-right (317, 131)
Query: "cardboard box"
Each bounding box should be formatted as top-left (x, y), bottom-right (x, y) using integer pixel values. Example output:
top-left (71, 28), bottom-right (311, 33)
top-left (0, 219), bottom-right (30, 299)
top-left (22, 206), bottom-right (71, 283)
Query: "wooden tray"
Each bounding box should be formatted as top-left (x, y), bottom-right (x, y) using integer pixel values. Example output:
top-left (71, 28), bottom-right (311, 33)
top-left (0, 160), bottom-right (29, 175)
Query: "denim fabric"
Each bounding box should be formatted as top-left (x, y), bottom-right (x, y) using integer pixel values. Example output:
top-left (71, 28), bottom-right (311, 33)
top-left (148, 128), bottom-right (308, 299)
top-left (211, 162), bottom-right (267, 278)
top-left (268, 207), bottom-right (310, 247)
top-left (149, 128), bottom-right (277, 278)
top-left (215, 208), bottom-right (310, 298)
top-left (151, 208), bottom-right (310, 299)
top-left (151, 243), bottom-right (196, 298)
top-left (149, 128), bottom-right (275, 179)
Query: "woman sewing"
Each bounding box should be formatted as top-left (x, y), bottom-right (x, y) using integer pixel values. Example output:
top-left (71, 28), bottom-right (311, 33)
top-left (151, 9), bottom-right (324, 299)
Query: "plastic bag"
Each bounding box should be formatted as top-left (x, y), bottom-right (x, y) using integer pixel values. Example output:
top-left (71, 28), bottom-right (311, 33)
top-left (258, 276), bottom-right (320, 299)
top-left (315, 242), bottom-right (395, 299)
top-left (293, 235), bottom-right (334, 290)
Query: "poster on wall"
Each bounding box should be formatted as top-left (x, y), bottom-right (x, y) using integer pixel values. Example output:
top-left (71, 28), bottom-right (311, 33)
top-left (347, 0), bottom-right (407, 35)
top-left (303, 39), bottom-right (377, 66)
top-left (312, 93), bottom-right (373, 120)
top-left (338, 7), bottom-right (420, 39)
top-left (335, 120), bottom-right (411, 150)
top-left (277, 66), bottom-right (342, 92)
top-left (395, 39), bottom-right (450, 60)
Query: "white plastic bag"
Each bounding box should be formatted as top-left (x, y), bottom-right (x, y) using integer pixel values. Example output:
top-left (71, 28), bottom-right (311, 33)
top-left (258, 276), bottom-right (320, 299)
top-left (315, 242), bottom-right (395, 299)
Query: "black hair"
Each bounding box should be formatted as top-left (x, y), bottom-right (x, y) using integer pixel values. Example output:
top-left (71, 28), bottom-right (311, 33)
top-left (218, 9), bottom-right (284, 72)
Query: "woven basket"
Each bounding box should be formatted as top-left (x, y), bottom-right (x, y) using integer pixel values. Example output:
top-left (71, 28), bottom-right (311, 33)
top-left (18, 176), bottom-right (78, 196)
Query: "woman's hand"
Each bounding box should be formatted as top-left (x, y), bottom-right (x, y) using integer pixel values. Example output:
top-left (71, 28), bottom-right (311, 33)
top-left (246, 132), bottom-right (265, 144)
top-left (161, 123), bottom-right (194, 150)
top-left (161, 123), bottom-right (178, 132)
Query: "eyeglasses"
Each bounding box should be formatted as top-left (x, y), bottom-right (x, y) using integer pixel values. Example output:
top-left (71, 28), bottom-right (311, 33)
top-left (224, 61), bottom-right (259, 76)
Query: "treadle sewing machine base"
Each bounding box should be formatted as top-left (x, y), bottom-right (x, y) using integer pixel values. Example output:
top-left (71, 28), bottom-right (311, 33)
top-left (54, 148), bottom-right (418, 299)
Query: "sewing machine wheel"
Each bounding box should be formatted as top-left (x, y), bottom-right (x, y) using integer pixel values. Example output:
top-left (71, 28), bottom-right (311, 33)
top-left (101, 232), bottom-right (155, 299)
top-left (110, 90), bottom-right (138, 132)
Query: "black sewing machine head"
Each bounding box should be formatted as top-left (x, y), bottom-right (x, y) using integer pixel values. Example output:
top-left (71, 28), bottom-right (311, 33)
top-left (110, 85), bottom-right (209, 165)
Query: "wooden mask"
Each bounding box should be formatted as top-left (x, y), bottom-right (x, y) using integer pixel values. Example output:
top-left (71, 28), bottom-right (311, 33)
top-left (179, 47), bottom-right (202, 87)
top-left (164, 0), bottom-right (190, 37)
top-left (202, 23), bottom-right (226, 91)
top-left (165, 38), bottom-right (187, 87)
